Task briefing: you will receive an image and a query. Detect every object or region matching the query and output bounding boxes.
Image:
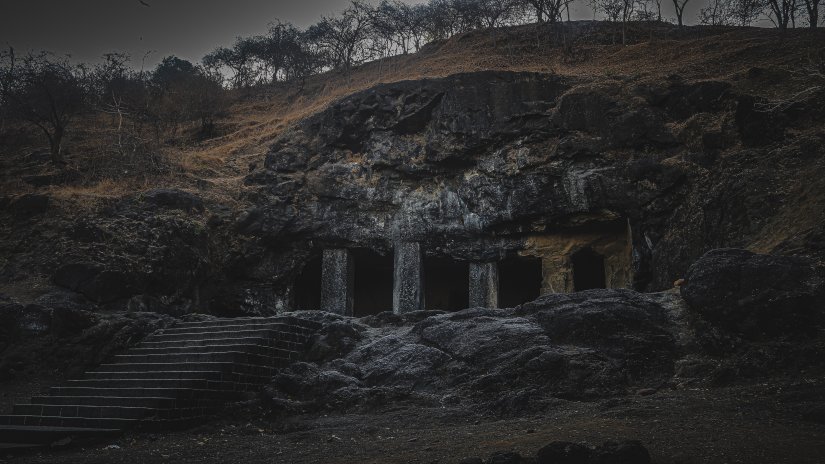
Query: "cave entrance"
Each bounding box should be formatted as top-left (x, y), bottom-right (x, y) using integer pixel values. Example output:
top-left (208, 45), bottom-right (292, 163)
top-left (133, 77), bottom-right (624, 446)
top-left (572, 247), bottom-right (606, 291)
top-left (424, 257), bottom-right (469, 311)
top-left (293, 254), bottom-right (322, 311)
top-left (353, 248), bottom-right (394, 316)
top-left (498, 255), bottom-right (543, 308)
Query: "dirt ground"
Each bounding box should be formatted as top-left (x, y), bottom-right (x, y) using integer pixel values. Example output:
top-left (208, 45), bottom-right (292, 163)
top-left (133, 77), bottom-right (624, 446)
top-left (4, 381), bottom-right (825, 464)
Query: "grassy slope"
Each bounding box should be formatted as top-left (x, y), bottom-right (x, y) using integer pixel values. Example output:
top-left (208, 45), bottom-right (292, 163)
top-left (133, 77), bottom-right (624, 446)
top-left (1, 21), bottom-right (823, 246)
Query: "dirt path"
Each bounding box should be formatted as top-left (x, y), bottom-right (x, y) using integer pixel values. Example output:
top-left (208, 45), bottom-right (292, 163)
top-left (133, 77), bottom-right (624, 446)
top-left (7, 384), bottom-right (825, 464)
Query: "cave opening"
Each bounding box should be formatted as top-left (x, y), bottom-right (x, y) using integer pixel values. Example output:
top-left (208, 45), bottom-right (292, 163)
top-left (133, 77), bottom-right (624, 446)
top-left (498, 255), bottom-right (543, 308)
top-left (572, 247), bottom-right (606, 291)
top-left (424, 256), bottom-right (469, 311)
top-left (293, 254), bottom-right (322, 311)
top-left (353, 248), bottom-right (394, 316)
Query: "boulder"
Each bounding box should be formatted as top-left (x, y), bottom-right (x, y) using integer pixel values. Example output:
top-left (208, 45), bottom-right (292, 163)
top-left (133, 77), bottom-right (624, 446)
top-left (264, 289), bottom-right (684, 412)
top-left (53, 263), bottom-right (132, 303)
top-left (486, 451), bottom-right (525, 464)
top-left (10, 193), bottom-right (49, 218)
top-left (536, 442), bottom-right (590, 464)
top-left (681, 248), bottom-right (824, 338)
top-left (536, 441), bottom-right (650, 464)
top-left (141, 188), bottom-right (204, 212)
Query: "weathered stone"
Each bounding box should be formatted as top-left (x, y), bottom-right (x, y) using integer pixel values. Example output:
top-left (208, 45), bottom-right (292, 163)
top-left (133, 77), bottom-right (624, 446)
top-left (469, 262), bottom-right (499, 308)
top-left (10, 193), bottom-right (49, 218)
top-left (681, 248), bottom-right (824, 338)
top-left (536, 440), bottom-right (651, 464)
top-left (267, 289), bottom-right (686, 412)
top-left (321, 249), bottom-right (354, 315)
top-left (393, 242), bottom-right (424, 314)
top-left (486, 451), bottom-right (524, 464)
top-left (536, 441), bottom-right (590, 464)
top-left (53, 263), bottom-right (103, 292)
top-left (140, 188), bottom-right (204, 212)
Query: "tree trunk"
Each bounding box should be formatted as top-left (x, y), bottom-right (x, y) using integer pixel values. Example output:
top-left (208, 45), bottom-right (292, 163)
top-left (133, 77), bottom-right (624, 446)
top-left (50, 125), bottom-right (64, 164)
top-left (806, 0), bottom-right (818, 27)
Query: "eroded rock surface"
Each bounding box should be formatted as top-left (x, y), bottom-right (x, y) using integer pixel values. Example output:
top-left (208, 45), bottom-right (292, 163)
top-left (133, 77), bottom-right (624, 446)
top-left (263, 249), bottom-right (825, 414)
top-left (266, 289), bottom-right (686, 413)
top-left (1, 69), bottom-right (824, 317)
top-left (681, 248), bottom-right (825, 338)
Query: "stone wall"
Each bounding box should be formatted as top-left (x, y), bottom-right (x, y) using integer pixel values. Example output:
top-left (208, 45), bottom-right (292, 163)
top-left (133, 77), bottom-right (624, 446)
top-left (524, 220), bottom-right (633, 294)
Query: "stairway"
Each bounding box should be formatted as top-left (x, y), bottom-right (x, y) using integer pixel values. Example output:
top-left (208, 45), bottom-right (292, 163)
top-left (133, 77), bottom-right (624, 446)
top-left (0, 315), bottom-right (320, 451)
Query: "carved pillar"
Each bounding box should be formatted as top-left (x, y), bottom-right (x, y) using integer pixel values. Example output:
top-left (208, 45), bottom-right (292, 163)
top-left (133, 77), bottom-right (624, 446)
top-left (320, 248), bottom-right (354, 316)
top-left (393, 241), bottom-right (424, 314)
top-left (469, 262), bottom-right (499, 308)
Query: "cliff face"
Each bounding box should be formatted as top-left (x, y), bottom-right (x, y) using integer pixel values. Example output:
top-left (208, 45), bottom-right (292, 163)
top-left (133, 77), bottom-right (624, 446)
top-left (1, 66), bottom-right (823, 316)
top-left (236, 70), bottom-right (824, 310)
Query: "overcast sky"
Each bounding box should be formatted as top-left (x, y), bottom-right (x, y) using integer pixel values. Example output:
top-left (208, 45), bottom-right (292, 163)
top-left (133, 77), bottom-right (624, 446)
top-left (1, 0), bottom-right (729, 69)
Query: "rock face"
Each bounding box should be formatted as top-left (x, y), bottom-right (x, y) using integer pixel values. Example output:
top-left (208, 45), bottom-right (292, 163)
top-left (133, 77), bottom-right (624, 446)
top-left (0, 293), bottom-right (175, 380)
top-left (2, 68), bottom-right (824, 316)
top-left (681, 248), bottom-right (825, 338)
top-left (266, 289), bottom-right (687, 413)
top-left (536, 440), bottom-right (651, 464)
top-left (261, 249), bottom-right (825, 413)
top-left (237, 69), bottom-right (825, 310)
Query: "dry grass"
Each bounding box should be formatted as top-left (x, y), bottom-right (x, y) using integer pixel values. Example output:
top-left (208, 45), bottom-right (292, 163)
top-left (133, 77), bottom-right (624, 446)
top-left (3, 21), bottom-right (824, 211)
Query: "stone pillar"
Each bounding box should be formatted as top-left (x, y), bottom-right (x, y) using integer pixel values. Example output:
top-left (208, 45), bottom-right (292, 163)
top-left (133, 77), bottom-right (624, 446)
top-left (469, 262), bottom-right (499, 308)
top-left (321, 248), bottom-right (354, 316)
top-left (393, 242), bottom-right (424, 314)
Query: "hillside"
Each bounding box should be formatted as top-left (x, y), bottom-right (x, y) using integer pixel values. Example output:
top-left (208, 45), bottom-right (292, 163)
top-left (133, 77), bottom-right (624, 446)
top-left (1, 21), bottom-right (825, 463)
top-left (3, 22), bottom-right (824, 208)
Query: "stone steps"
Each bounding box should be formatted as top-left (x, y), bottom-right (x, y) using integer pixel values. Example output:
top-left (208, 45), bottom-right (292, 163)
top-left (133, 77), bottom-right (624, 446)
top-left (13, 404), bottom-right (216, 420)
top-left (32, 395), bottom-right (219, 409)
top-left (84, 370), bottom-right (270, 383)
top-left (157, 322), bottom-right (313, 335)
top-left (126, 343), bottom-right (294, 357)
top-left (0, 315), bottom-right (318, 450)
top-left (139, 336), bottom-right (304, 350)
top-left (113, 350), bottom-right (294, 366)
top-left (0, 425), bottom-right (121, 446)
top-left (0, 415), bottom-right (139, 429)
top-left (94, 362), bottom-right (281, 377)
top-left (144, 328), bottom-right (296, 342)
top-left (61, 378), bottom-right (259, 391)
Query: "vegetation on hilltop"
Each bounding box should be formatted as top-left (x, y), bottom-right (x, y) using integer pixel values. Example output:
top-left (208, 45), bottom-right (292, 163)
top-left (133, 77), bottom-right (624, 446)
top-left (0, 19), bottom-right (823, 212)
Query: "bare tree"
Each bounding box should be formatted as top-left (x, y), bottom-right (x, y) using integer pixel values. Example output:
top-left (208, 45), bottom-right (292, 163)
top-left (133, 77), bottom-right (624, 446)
top-left (765, 0), bottom-right (798, 30)
top-left (248, 21), bottom-right (301, 83)
top-left (370, 0), bottom-right (414, 56)
top-left (518, 0), bottom-right (570, 22)
top-left (0, 47), bottom-right (15, 134)
top-left (672, 0), bottom-right (690, 25)
top-left (202, 37), bottom-right (259, 88)
top-left (699, 0), bottom-right (763, 25)
top-left (699, 0), bottom-right (731, 24)
top-left (306, 1), bottom-right (374, 72)
top-left (476, 0), bottom-right (522, 29)
top-left (420, 0), bottom-right (461, 40)
top-left (150, 56), bottom-right (227, 138)
top-left (1, 51), bottom-right (87, 164)
top-left (801, 0), bottom-right (822, 26)
top-left (592, 0), bottom-right (637, 43)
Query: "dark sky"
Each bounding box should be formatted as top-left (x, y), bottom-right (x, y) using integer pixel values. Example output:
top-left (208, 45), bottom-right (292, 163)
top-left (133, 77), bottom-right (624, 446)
top-left (0, 0), bottom-right (425, 67)
top-left (1, 0), bottom-right (724, 69)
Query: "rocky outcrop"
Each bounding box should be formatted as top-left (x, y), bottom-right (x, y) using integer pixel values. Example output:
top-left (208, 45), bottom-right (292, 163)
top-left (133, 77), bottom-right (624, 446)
top-left (2, 67), bottom-right (824, 316)
top-left (261, 249), bottom-right (825, 413)
top-left (0, 293), bottom-right (175, 380)
top-left (238, 69), bottom-right (825, 307)
top-left (681, 248), bottom-right (825, 338)
top-left (265, 289), bottom-right (687, 413)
